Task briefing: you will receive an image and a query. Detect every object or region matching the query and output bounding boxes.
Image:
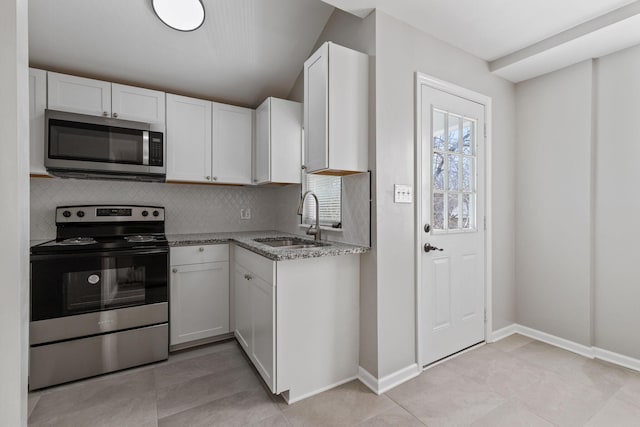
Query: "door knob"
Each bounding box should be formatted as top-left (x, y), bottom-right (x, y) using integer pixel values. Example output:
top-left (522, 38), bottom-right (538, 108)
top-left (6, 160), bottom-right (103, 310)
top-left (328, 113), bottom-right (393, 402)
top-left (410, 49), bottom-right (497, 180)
top-left (424, 224), bottom-right (431, 233)
top-left (424, 243), bottom-right (443, 253)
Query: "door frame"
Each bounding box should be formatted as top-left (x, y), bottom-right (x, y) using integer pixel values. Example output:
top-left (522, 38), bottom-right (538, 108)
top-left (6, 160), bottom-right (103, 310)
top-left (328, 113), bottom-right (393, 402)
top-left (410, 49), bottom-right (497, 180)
top-left (414, 72), bottom-right (493, 368)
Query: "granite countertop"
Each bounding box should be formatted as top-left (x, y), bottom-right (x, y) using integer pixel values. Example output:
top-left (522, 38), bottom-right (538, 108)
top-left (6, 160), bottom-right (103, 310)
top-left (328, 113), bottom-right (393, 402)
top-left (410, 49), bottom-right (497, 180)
top-left (167, 230), bottom-right (370, 261)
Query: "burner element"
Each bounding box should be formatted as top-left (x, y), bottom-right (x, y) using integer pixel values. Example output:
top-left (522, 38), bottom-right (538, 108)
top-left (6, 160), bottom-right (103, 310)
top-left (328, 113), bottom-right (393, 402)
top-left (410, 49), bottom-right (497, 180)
top-left (59, 237), bottom-right (97, 246)
top-left (125, 235), bottom-right (156, 243)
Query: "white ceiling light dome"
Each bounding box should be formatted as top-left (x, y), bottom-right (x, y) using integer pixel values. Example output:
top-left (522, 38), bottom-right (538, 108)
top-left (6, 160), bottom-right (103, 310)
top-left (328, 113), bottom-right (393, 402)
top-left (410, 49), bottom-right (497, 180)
top-left (152, 0), bottom-right (205, 32)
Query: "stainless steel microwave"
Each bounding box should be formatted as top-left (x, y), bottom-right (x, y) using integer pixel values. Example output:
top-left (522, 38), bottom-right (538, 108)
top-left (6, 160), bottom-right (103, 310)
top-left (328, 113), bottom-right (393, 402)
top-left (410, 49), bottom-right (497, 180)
top-left (44, 109), bottom-right (165, 181)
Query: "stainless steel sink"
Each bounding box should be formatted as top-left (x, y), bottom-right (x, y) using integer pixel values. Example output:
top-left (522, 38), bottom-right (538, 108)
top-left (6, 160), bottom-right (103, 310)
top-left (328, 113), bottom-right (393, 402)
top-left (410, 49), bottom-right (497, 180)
top-left (253, 237), bottom-right (329, 249)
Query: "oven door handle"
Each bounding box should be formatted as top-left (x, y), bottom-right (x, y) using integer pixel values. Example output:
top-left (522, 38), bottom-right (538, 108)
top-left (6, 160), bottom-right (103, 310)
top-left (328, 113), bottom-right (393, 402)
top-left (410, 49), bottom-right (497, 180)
top-left (30, 247), bottom-right (168, 261)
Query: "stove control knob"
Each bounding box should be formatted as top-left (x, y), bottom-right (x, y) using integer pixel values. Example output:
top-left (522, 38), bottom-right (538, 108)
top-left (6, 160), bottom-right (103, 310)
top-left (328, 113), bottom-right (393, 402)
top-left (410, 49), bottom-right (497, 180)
top-left (77, 210), bottom-right (85, 218)
top-left (153, 210), bottom-right (160, 217)
top-left (62, 210), bottom-right (71, 218)
top-left (142, 210), bottom-right (149, 217)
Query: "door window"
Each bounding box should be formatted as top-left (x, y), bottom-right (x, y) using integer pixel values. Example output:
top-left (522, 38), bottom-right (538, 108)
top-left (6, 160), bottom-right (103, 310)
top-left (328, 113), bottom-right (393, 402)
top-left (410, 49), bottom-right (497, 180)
top-left (432, 109), bottom-right (477, 232)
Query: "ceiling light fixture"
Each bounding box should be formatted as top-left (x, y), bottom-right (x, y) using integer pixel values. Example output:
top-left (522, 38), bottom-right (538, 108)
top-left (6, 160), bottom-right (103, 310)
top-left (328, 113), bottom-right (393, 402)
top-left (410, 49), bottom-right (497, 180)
top-left (152, 0), bottom-right (205, 32)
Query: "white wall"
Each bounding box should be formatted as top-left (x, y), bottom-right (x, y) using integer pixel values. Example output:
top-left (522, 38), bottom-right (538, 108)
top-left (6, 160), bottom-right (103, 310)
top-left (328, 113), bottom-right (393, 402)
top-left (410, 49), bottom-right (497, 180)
top-left (375, 12), bottom-right (517, 377)
top-left (515, 61), bottom-right (594, 346)
top-left (595, 45), bottom-right (640, 359)
top-left (0, 0), bottom-right (29, 424)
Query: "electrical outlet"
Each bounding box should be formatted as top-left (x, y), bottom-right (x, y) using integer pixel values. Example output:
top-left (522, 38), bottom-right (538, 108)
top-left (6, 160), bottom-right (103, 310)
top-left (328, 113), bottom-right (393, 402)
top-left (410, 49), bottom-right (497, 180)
top-left (240, 208), bottom-right (251, 220)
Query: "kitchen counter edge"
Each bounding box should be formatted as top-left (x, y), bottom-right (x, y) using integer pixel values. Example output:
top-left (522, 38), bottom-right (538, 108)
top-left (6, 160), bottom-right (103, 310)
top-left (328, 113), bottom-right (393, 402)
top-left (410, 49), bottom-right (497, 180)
top-left (167, 231), bottom-right (370, 261)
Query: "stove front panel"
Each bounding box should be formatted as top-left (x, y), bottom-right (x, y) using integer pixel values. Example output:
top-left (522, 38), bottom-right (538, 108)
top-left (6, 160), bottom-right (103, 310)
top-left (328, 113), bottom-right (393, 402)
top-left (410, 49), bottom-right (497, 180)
top-left (31, 248), bottom-right (168, 321)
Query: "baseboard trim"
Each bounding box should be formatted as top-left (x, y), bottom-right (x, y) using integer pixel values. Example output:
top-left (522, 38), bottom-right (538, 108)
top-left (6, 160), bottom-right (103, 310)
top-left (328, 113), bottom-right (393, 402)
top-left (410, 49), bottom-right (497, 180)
top-left (358, 363), bottom-right (421, 395)
top-left (488, 324), bottom-right (518, 343)
top-left (515, 325), bottom-right (593, 359)
top-left (491, 323), bottom-right (640, 374)
top-left (282, 375), bottom-right (358, 404)
top-left (357, 367), bottom-right (379, 394)
top-left (593, 347), bottom-right (640, 372)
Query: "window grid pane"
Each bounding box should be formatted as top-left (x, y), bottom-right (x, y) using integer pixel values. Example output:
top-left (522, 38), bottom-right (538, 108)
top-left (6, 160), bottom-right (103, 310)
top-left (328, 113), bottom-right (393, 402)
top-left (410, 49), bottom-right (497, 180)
top-left (432, 108), bottom-right (477, 233)
top-left (302, 174), bottom-right (342, 227)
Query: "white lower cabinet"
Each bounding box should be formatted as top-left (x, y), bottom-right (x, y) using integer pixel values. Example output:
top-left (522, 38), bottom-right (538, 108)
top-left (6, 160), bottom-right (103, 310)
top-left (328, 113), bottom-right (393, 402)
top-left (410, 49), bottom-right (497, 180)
top-left (170, 244), bottom-right (230, 348)
top-left (233, 249), bottom-right (276, 392)
top-left (233, 245), bottom-right (359, 402)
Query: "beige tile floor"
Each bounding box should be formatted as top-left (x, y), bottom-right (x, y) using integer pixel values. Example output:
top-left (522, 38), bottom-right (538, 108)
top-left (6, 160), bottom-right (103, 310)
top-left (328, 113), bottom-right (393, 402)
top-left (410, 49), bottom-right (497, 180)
top-left (27, 334), bottom-right (640, 426)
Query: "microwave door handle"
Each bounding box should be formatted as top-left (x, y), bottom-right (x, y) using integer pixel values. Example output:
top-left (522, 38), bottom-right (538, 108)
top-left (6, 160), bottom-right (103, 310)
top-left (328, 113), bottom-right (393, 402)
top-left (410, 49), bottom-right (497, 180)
top-left (142, 131), bottom-right (149, 166)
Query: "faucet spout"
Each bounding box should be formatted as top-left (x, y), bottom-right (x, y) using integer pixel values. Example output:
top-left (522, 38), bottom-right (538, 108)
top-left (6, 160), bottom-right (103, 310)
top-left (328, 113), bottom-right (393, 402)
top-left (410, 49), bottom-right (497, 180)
top-left (298, 190), bottom-right (322, 241)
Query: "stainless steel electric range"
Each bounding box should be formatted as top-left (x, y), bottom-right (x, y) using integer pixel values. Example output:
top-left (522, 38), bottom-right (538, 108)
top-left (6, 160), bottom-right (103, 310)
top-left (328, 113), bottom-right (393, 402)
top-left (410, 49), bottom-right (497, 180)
top-left (29, 205), bottom-right (169, 390)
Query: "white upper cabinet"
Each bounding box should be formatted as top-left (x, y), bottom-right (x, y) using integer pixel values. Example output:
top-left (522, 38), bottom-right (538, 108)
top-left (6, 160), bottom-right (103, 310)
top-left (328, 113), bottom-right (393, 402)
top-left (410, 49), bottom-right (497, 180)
top-left (212, 102), bottom-right (253, 185)
top-left (47, 73), bottom-right (166, 130)
top-left (166, 94), bottom-right (212, 183)
top-left (29, 68), bottom-right (47, 175)
top-left (47, 72), bottom-right (111, 117)
top-left (254, 97), bottom-right (302, 185)
top-left (111, 83), bottom-right (165, 130)
top-left (166, 95), bottom-right (253, 185)
top-left (304, 42), bottom-right (368, 175)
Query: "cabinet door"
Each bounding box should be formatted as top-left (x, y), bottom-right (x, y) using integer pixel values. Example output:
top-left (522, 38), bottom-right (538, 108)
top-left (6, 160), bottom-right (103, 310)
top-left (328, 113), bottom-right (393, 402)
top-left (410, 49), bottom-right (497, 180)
top-left (166, 94), bottom-right (212, 183)
top-left (212, 102), bottom-right (253, 184)
top-left (270, 98), bottom-right (302, 184)
top-left (233, 265), bottom-right (251, 352)
top-left (250, 274), bottom-right (276, 392)
top-left (303, 43), bottom-right (329, 173)
top-left (170, 261), bottom-right (229, 346)
top-left (111, 83), bottom-right (165, 129)
top-left (254, 99), bottom-right (270, 184)
top-left (29, 68), bottom-right (47, 175)
top-left (47, 72), bottom-right (111, 117)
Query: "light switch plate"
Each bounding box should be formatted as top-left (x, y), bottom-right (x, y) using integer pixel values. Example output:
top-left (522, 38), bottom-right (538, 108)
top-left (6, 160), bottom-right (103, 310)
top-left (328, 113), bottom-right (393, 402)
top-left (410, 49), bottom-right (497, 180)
top-left (394, 184), bottom-right (413, 204)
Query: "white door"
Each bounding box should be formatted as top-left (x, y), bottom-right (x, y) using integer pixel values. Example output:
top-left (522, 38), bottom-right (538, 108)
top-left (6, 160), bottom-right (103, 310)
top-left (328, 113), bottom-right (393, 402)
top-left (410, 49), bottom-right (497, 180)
top-left (211, 102), bottom-right (253, 184)
top-left (166, 94), bottom-right (212, 183)
top-left (47, 72), bottom-right (111, 117)
top-left (170, 261), bottom-right (230, 346)
top-left (111, 83), bottom-right (165, 129)
top-left (420, 84), bottom-right (486, 366)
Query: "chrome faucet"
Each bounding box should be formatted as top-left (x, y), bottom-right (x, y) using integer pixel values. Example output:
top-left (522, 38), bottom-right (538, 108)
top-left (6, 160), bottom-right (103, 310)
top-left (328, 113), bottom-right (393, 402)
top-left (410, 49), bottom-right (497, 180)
top-left (297, 190), bottom-right (322, 241)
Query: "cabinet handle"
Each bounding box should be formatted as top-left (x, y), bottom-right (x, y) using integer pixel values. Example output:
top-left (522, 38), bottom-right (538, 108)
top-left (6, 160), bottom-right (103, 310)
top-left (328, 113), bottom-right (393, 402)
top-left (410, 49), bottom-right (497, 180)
top-left (253, 179), bottom-right (258, 183)
top-left (244, 274), bottom-right (253, 281)
top-left (213, 176), bottom-right (218, 181)
top-left (172, 268), bottom-right (178, 273)
top-left (103, 111), bottom-right (109, 117)
top-left (113, 112), bottom-right (118, 118)
top-left (199, 247), bottom-right (204, 252)
top-left (301, 165), bottom-right (307, 170)
top-left (206, 176), bottom-right (211, 180)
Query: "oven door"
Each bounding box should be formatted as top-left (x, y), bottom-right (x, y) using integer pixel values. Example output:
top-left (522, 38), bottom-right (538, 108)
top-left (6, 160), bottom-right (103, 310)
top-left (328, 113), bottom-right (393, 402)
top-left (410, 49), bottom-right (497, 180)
top-left (44, 109), bottom-right (162, 175)
top-left (31, 248), bottom-right (168, 322)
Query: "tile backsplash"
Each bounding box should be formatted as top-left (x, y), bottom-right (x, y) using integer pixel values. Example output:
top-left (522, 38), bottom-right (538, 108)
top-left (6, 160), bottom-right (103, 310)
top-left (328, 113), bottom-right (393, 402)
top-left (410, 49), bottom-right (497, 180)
top-left (274, 173), bottom-right (371, 247)
top-left (30, 178), bottom-right (279, 240)
top-left (30, 175), bottom-right (371, 246)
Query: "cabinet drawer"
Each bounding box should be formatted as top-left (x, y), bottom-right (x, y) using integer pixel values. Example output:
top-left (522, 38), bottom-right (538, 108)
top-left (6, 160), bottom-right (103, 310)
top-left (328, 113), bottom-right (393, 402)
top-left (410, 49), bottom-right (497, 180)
top-left (171, 244), bottom-right (229, 265)
top-left (234, 245), bottom-right (274, 286)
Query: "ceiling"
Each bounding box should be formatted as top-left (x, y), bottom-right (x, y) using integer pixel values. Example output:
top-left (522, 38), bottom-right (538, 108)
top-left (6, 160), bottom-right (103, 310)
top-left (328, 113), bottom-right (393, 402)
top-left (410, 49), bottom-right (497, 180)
top-left (29, 0), bottom-right (640, 102)
top-left (29, 0), bottom-right (334, 108)
top-left (321, 0), bottom-right (637, 61)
